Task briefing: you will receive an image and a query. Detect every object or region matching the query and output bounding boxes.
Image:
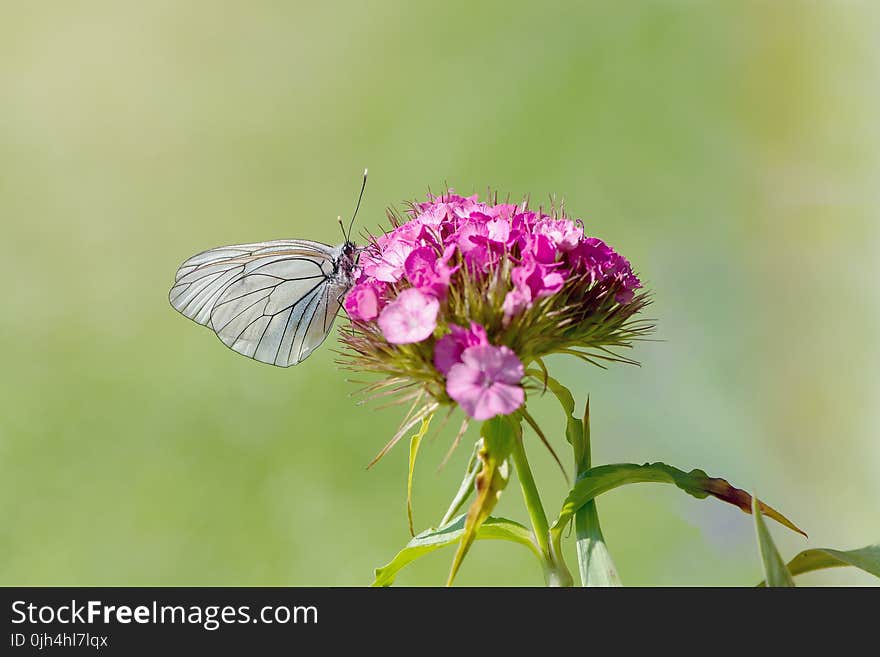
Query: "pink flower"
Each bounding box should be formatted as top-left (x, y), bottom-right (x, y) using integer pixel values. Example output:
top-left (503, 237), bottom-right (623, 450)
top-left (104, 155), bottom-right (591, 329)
top-left (568, 237), bottom-right (641, 303)
top-left (404, 245), bottom-right (458, 299)
top-left (533, 219), bottom-right (582, 252)
top-left (449, 194), bottom-right (486, 219)
top-left (339, 189), bottom-right (650, 433)
top-left (453, 221), bottom-right (500, 272)
top-left (446, 344), bottom-right (525, 420)
top-left (416, 204), bottom-right (449, 227)
top-left (454, 221), bottom-right (487, 254)
top-left (485, 203), bottom-right (519, 221)
top-left (568, 237), bottom-right (616, 282)
top-left (609, 254), bottom-right (641, 303)
top-left (501, 256), bottom-right (567, 320)
top-left (343, 280), bottom-right (386, 321)
top-left (486, 218), bottom-right (512, 244)
top-left (377, 288), bottom-right (440, 344)
top-left (360, 229), bottom-right (422, 283)
top-left (526, 233), bottom-right (558, 264)
top-left (512, 257), bottom-right (566, 300)
top-left (433, 322), bottom-right (488, 375)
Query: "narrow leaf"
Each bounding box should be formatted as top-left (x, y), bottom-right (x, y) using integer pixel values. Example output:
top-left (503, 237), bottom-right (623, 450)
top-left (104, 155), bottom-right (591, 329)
top-left (757, 543), bottom-right (880, 586)
top-left (406, 414), bottom-right (432, 536)
top-left (576, 502), bottom-right (622, 586)
top-left (753, 495), bottom-right (795, 586)
top-left (535, 376), bottom-right (620, 586)
top-left (372, 514), bottom-right (540, 587)
top-left (574, 397), bottom-right (621, 585)
top-left (697, 473), bottom-right (805, 536)
top-left (526, 368), bottom-right (584, 466)
top-left (447, 415), bottom-right (516, 586)
top-left (368, 402), bottom-right (438, 467)
top-left (522, 408), bottom-right (567, 481)
top-left (551, 462), bottom-right (806, 540)
top-left (438, 440), bottom-right (481, 527)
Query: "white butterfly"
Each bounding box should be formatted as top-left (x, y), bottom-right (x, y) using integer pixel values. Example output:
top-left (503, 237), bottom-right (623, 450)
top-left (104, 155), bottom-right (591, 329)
top-left (169, 172), bottom-right (367, 367)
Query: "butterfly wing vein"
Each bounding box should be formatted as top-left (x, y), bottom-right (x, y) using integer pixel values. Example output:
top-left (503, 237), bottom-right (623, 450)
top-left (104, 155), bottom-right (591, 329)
top-left (169, 240), bottom-right (348, 367)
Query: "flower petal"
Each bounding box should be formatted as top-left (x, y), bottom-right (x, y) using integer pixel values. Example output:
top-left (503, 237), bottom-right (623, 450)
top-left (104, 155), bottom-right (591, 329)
top-left (377, 288), bottom-right (440, 344)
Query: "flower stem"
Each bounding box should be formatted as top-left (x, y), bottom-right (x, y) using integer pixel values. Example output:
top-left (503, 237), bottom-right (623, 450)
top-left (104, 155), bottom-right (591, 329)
top-left (510, 433), bottom-right (573, 587)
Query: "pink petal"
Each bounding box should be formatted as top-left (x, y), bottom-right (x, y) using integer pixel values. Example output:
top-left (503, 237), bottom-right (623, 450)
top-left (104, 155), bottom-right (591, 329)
top-left (433, 321), bottom-right (489, 375)
top-left (502, 288), bottom-right (531, 320)
top-left (446, 344), bottom-right (525, 420)
top-left (377, 288), bottom-right (439, 344)
top-left (343, 281), bottom-right (382, 321)
top-left (434, 333), bottom-right (465, 376)
top-left (470, 382), bottom-right (524, 421)
top-left (460, 344), bottom-right (524, 384)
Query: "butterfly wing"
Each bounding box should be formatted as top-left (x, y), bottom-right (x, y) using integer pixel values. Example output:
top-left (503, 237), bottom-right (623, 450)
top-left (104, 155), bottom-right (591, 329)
top-left (170, 240), bottom-right (349, 366)
top-left (170, 239), bottom-right (334, 326)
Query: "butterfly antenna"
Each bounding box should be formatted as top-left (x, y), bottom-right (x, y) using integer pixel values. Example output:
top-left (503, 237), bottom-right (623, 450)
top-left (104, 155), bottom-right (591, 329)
top-left (346, 168), bottom-right (368, 241)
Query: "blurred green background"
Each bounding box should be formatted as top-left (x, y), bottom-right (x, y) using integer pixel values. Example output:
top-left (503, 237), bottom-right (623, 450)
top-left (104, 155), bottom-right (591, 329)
top-left (2, 1), bottom-right (877, 586)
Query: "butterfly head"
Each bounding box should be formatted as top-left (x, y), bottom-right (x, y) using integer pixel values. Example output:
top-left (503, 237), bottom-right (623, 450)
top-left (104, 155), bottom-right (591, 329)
top-left (341, 240), bottom-right (359, 268)
top-left (334, 239), bottom-right (360, 286)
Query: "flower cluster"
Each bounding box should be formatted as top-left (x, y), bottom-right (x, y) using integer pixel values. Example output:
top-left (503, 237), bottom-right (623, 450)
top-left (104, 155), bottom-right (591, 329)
top-left (340, 192), bottom-right (649, 425)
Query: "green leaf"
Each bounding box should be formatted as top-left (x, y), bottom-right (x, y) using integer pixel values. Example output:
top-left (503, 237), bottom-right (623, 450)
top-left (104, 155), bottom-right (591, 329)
top-left (550, 462), bottom-right (806, 540)
top-left (406, 414), bottom-right (432, 536)
top-left (757, 543), bottom-right (880, 586)
top-left (447, 415), bottom-right (517, 586)
top-left (575, 398), bottom-right (620, 586)
top-left (438, 440), bottom-right (481, 527)
top-left (753, 495), bottom-right (795, 587)
top-left (575, 501), bottom-right (621, 586)
top-left (371, 514), bottom-right (540, 587)
top-left (525, 368), bottom-right (584, 467)
top-left (532, 374), bottom-right (620, 587)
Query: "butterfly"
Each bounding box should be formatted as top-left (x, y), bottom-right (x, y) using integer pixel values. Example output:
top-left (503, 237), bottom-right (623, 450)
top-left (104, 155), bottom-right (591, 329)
top-left (169, 171), bottom-right (367, 367)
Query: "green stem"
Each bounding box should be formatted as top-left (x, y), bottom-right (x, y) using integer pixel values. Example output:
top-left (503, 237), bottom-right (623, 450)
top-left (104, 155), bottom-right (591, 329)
top-left (510, 433), bottom-right (573, 587)
top-left (510, 435), bottom-right (550, 555)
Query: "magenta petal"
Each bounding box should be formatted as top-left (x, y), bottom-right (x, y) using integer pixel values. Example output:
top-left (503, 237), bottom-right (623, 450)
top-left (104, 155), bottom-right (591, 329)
top-left (343, 281), bottom-right (386, 321)
top-left (530, 234), bottom-right (557, 264)
top-left (466, 322), bottom-right (489, 346)
top-left (343, 284), bottom-right (377, 321)
top-left (433, 321), bottom-right (489, 374)
top-left (404, 246), bottom-right (438, 287)
top-left (404, 245), bottom-right (456, 299)
top-left (433, 333), bottom-right (464, 375)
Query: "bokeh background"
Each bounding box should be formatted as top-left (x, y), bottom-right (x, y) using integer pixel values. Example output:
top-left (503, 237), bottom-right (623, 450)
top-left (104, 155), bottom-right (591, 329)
top-left (2, 1), bottom-right (877, 586)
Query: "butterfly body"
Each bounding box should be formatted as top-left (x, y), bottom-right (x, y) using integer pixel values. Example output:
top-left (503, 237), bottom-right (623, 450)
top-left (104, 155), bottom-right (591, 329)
top-left (169, 238), bottom-right (360, 367)
top-left (333, 239), bottom-right (360, 286)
